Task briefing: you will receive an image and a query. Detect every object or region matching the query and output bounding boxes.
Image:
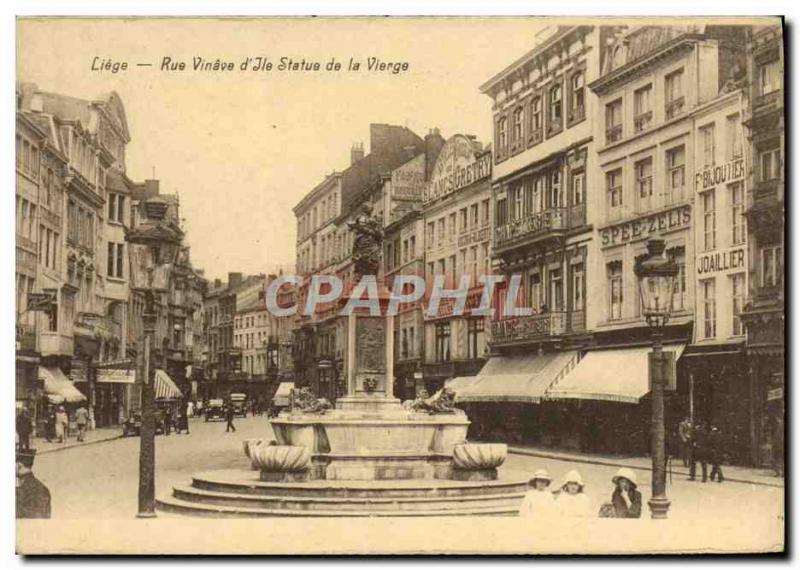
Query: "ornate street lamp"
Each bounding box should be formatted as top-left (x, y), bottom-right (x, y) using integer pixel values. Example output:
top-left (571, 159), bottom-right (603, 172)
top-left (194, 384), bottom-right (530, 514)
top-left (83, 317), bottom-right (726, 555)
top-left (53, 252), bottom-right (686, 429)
top-left (634, 238), bottom-right (678, 520)
top-left (126, 197), bottom-right (183, 518)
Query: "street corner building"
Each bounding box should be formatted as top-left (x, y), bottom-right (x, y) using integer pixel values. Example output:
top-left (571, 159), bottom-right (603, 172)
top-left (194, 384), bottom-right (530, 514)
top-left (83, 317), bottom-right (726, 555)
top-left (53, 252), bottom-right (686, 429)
top-left (15, 83), bottom-right (207, 438)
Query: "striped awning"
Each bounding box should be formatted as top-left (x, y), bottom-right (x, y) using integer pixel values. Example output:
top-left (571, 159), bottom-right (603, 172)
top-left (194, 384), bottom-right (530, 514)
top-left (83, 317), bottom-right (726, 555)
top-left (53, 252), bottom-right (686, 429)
top-left (40, 366), bottom-right (87, 403)
top-left (154, 369), bottom-right (183, 400)
top-left (545, 344), bottom-right (685, 404)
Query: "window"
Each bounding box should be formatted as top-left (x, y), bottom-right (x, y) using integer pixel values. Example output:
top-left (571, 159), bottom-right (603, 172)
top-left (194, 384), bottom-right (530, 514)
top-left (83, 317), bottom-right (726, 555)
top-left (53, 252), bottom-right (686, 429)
top-left (481, 199), bottom-right (490, 225)
top-left (426, 222), bottom-right (435, 249)
top-left (569, 70), bottom-right (585, 121)
top-left (466, 319), bottom-right (485, 360)
top-left (759, 58), bottom-right (781, 95)
top-left (606, 169), bottom-right (623, 217)
top-left (550, 170), bottom-right (563, 208)
top-left (495, 198), bottom-right (507, 226)
top-left (668, 247), bottom-right (686, 312)
top-left (571, 262), bottom-right (584, 310)
top-left (761, 245), bottom-right (783, 288)
top-left (572, 172), bottom-right (585, 206)
top-left (530, 96), bottom-right (542, 135)
top-left (634, 84), bottom-right (653, 131)
top-left (437, 218), bottom-right (445, 245)
top-left (548, 82), bottom-right (563, 134)
top-left (731, 273), bottom-right (746, 336)
top-left (666, 145), bottom-right (686, 204)
top-left (607, 262), bottom-right (623, 321)
top-left (760, 148), bottom-right (781, 181)
top-left (469, 246), bottom-right (479, 286)
top-left (459, 208), bottom-right (468, 232)
top-left (435, 323), bottom-right (451, 363)
top-left (409, 235), bottom-right (416, 258)
top-left (512, 107), bottom-right (524, 144)
top-left (665, 68), bottom-right (685, 118)
top-left (470, 204), bottom-right (479, 227)
top-left (701, 278), bottom-right (716, 339)
top-left (532, 177), bottom-right (544, 213)
top-left (635, 157), bottom-right (654, 211)
top-left (605, 99), bottom-right (623, 143)
top-left (107, 242), bottom-right (124, 279)
top-left (497, 116), bottom-right (508, 152)
top-left (702, 189), bottom-right (716, 251)
top-left (529, 272), bottom-right (542, 311)
top-left (701, 124), bottom-right (715, 167)
top-left (726, 114), bottom-right (743, 160)
top-left (448, 213), bottom-right (457, 240)
top-left (730, 183), bottom-right (745, 245)
top-left (511, 185), bottom-right (523, 220)
top-left (549, 268), bottom-right (563, 311)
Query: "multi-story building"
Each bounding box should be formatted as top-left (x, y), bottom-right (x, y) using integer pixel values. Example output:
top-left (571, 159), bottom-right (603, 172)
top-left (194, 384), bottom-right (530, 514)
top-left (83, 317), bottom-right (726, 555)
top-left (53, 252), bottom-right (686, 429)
top-left (740, 22), bottom-right (785, 467)
top-left (291, 124), bottom-right (426, 402)
top-left (421, 134), bottom-right (493, 393)
top-left (463, 25), bottom-right (603, 445)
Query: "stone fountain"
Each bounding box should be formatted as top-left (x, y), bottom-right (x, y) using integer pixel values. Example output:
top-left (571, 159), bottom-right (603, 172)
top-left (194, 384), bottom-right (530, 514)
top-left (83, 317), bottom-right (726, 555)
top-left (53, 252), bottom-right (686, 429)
top-left (157, 205), bottom-right (528, 517)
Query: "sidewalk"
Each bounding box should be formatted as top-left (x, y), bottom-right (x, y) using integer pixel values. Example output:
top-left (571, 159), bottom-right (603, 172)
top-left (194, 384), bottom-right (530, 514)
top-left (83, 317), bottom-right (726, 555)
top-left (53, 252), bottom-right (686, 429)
top-left (29, 426), bottom-right (122, 455)
top-left (509, 445), bottom-right (784, 488)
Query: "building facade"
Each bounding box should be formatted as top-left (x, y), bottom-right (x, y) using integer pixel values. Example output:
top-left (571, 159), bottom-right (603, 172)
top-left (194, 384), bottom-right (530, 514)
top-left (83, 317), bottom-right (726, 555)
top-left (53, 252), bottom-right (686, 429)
top-left (740, 22), bottom-right (785, 467)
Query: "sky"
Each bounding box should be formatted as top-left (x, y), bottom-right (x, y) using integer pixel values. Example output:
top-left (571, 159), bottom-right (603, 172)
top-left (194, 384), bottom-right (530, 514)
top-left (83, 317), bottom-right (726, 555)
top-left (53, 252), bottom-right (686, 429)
top-left (17, 17), bottom-right (551, 282)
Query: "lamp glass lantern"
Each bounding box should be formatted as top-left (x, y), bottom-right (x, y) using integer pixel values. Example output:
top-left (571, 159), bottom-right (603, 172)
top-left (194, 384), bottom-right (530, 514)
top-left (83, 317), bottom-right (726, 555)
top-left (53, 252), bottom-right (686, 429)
top-left (634, 239), bottom-right (679, 330)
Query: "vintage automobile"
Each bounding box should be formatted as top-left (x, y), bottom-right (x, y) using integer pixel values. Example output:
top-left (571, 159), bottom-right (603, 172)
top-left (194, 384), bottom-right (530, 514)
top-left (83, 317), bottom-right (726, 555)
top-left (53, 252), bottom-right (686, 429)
top-left (121, 409), bottom-right (166, 436)
top-left (229, 393), bottom-right (248, 417)
top-left (204, 398), bottom-right (226, 421)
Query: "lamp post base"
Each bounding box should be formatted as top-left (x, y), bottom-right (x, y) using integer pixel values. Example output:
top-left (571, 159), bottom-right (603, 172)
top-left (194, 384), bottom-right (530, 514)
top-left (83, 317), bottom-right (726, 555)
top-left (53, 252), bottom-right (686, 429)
top-left (648, 496), bottom-right (671, 519)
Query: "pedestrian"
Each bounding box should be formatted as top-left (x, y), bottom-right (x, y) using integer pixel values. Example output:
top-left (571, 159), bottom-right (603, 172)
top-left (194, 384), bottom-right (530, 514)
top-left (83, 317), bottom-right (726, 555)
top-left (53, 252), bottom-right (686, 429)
top-left (689, 422), bottom-right (709, 482)
top-left (678, 416), bottom-right (693, 467)
top-left (16, 409), bottom-right (33, 451)
top-left (607, 467), bottom-right (642, 518)
top-left (555, 470), bottom-right (590, 518)
top-left (179, 401), bottom-right (190, 435)
top-left (225, 403), bottom-right (236, 433)
top-left (16, 449), bottom-right (51, 519)
top-left (519, 469), bottom-right (556, 518)
top-left (55, 405), bottom-right (68, 443)
top-left (45, 406), bottom-right (56, 442)
top-left (707, 425), bottom-right (724, 483)
top-left (186, 400), bottom-right (195, 419)
top-left (74, 405), bottom-right (89, 442)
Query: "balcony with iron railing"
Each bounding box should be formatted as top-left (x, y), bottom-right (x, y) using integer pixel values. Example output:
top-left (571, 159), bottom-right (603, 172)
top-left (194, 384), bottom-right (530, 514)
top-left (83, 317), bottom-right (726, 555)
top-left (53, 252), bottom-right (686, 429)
top-left (490, 309), bottom-right (586, 346)
top-left (494, 205), bottom-right (584, 252)
top-left (634, 111), bottom-right (653, 133)
top-left (665, 96), bottom-right (685, 120)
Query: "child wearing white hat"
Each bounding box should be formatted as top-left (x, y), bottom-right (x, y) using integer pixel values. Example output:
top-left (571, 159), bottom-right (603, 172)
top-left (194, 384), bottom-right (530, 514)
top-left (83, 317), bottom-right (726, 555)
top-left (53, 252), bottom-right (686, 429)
top-left (610, 467), bottom-right (642, 518)
top-left (518, 469), bottom-right (556, 517)
top-left (555, 469), bottom-right (591, 518)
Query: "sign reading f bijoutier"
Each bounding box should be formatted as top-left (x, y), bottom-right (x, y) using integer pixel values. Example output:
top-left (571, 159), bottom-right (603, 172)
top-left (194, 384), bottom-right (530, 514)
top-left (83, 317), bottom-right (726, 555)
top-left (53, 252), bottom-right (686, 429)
top-left (423, 134), bottom-right (491, 204)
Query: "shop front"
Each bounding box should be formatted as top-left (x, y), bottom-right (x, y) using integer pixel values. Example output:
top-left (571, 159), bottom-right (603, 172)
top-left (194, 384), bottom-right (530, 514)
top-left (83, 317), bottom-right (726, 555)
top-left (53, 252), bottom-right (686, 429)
top-left (94, 361), bottom-right (137, 427)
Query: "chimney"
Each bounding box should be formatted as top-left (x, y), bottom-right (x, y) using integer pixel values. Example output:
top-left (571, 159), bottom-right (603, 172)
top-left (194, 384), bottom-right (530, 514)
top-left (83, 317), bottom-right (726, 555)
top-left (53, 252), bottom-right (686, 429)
top-left (351, 142), bottom-right (365, 165)
top-left (228, 272), bottom-right (243, 288)
top-left (214, 278), bottom-right (222, 289)
top-left (424, 128), bottom-right (446, 180)
top-left (144, 179), bottom-right (160, 198)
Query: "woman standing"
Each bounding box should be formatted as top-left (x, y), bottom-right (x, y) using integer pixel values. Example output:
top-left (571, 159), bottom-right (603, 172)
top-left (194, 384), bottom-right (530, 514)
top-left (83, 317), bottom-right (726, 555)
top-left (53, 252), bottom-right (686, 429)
top-left (54, 405), bottom-right (68, 443)
top-left (555, 470), bottom-right (591, 518)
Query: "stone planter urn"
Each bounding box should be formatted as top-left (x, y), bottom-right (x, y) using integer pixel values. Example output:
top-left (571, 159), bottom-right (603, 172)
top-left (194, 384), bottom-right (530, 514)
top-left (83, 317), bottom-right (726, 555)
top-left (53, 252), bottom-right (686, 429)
top-left (243, 438), bottom-right (270, 470)
top-left (451, 443), bottom-right (508, 481)
top-left (250, 443), bottom-right (311, 482)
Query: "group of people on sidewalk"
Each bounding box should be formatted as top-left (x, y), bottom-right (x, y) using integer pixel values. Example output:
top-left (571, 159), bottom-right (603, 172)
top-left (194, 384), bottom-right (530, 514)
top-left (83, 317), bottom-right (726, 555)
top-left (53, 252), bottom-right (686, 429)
top-left (677, 417), bottom-right (725, 483)
top-left (16, 404), bottom-right (92, 448)
top-left (519, 467), bottom-right (642, 519)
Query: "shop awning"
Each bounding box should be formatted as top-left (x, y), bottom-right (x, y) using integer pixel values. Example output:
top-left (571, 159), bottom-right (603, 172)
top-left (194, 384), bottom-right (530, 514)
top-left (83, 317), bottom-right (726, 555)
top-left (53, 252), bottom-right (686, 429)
top-left (545, 344), bottom-right (685, 404)
top-left (40, 366), bottom-right (87, 403)
top-left (154, 369), bottom-right (183, 400)
top-left (451, 351), bottom-right (580, 404)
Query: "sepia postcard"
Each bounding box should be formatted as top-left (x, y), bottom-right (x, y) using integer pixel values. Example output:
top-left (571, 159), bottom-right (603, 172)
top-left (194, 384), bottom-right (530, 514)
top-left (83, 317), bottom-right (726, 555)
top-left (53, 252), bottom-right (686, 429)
top-left (14, 15), bottom-right (785, 555)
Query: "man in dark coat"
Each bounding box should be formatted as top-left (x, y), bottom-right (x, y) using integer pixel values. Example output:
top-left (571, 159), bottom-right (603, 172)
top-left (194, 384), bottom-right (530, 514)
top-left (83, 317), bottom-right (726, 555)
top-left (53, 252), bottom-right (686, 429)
top-left (16, 450), bottom-right (51, 519)
top-left (16, 409), bottom-right (33, 451)
top-left (689, 422), bottom-right (709, 482)
top-left (225, 403), bottom-right (236, 432)
top-left (707, 425), bottom-right (725, 482)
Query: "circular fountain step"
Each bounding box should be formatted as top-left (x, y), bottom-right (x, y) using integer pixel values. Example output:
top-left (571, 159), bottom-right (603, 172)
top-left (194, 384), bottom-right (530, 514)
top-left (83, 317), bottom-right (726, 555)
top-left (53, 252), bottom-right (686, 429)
top-left (157, 468), bottom-right (529, 517)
